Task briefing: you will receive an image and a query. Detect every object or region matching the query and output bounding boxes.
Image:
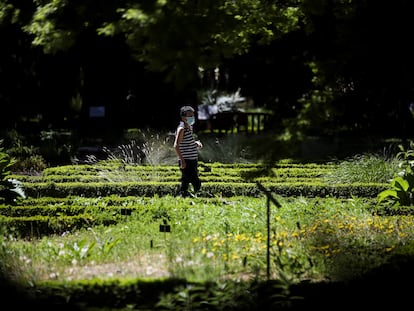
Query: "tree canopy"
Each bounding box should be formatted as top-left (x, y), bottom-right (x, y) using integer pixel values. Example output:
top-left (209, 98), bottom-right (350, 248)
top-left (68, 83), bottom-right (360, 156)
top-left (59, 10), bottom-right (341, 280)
top-left (1, 0), bottom-right (414, 137)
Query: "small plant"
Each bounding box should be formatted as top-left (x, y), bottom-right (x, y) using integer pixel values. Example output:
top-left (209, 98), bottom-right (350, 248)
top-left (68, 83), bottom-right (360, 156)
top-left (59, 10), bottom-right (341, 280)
top-left (12, 154), bottom-right (48, 173)
top-left (42, 238), bottom-right (97, 267)
top-left (3, 129), bottom-right (48, 173)
top-left (0, 141), bottom-right (26, 204)
top-left (378, 141), bottom-right (414, 206)
top-left (89, 228), bottom-right (121, 259)
top-left (156, 281), bottom-right (257, 311)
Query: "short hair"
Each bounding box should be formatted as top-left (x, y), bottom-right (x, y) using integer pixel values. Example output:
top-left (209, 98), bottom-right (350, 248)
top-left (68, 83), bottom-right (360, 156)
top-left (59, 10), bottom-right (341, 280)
top-left (180, 105), bottom-right (195, 116)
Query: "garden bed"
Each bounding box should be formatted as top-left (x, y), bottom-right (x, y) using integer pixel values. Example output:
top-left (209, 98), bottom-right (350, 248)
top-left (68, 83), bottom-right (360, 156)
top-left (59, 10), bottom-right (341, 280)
top-left (1, 159), bottom-right (412, 310)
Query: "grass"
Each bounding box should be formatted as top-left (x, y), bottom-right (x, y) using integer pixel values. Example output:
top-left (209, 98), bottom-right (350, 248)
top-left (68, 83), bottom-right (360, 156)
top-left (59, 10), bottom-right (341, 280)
top-left (323, 153), bottom-right (400, 184)
top-left (3, 193), bottom-right (414, 286)
top-left (1, 133), bottom-right (413, 309)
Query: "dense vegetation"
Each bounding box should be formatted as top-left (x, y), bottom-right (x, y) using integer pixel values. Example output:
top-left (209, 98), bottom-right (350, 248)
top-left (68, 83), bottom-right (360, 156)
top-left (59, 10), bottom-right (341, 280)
top-left (2, 1), bottom-right (414, 308)
top-left (2, 1), bottom-right (414, 140)
top-left (1, 137), bottom-right (414, 310)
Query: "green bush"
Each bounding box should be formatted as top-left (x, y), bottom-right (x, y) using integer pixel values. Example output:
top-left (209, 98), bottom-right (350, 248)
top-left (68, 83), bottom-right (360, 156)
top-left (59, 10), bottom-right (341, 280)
top-left (0, 141), bottom-right (26, 204)
top-left (378, 141), bottom-right (414, 206)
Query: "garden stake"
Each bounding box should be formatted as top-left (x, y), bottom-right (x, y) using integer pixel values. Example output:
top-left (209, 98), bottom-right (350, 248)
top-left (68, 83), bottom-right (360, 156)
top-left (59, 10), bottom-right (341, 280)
top-left (256, 182), bottom-right (282, 280)
top-left (159, 219), bottom-right (171, 244)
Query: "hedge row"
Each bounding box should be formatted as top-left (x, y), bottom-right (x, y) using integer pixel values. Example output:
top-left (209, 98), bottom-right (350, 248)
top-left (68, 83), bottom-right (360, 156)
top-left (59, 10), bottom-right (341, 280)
top-left (11, 162), bottom-right (335, 184)
top-left (22, 181), bottom-right (387, 199)
top-left (0, 204), bottom-right (136, 217)
top-left (3, 162), bottom-right (388, 237)
top-left (0, 213), bottom-right (120, 238)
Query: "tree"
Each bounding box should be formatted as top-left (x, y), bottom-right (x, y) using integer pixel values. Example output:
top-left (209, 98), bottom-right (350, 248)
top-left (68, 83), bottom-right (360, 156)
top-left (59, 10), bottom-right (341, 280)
top-left (297, 0), bottom-right (414, 136)
top-left (23, 0), bottom-right (302, 90)
top-left (3, 0), bottom-right (414, 138)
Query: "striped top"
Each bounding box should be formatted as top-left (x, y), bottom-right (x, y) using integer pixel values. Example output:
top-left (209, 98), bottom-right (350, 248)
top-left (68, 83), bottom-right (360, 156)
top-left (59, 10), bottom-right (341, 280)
top-left (177, 121), bottom-right (198, 160)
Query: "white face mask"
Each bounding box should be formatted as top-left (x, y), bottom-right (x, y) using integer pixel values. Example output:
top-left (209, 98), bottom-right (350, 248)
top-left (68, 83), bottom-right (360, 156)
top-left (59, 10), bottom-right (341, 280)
top-left (186, 116), bottom-right (195, 126)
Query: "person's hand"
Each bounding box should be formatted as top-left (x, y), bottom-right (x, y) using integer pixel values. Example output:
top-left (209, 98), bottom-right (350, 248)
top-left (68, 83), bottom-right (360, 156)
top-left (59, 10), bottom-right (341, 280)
top-left (195, 140), bottom-right (203, 149)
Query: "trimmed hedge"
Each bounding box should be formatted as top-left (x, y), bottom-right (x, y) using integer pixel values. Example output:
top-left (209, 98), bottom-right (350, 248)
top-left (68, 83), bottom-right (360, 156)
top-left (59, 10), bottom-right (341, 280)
top-left (22, 181), bottom-right (388, 199)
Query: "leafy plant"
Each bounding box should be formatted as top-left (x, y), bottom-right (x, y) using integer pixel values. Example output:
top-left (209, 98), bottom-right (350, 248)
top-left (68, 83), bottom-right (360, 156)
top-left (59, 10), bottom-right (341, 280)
top-left (44, 239), bottom-right (96, 266)
top-left (378, 141), bottom-right (414, 206)
top-left (0, 141), bottom-right (26, 204)
top-left (1, 130), bottom-right (48, 173)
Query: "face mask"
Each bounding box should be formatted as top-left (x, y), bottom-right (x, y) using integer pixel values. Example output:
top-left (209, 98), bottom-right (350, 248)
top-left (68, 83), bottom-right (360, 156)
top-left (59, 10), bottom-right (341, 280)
top-left (186, 116), bottom-right (195, 126)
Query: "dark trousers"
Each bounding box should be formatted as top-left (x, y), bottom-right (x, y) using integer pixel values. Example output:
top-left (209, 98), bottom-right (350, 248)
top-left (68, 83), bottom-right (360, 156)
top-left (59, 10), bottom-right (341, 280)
top-left (178, 159), bottom-right (201, 196)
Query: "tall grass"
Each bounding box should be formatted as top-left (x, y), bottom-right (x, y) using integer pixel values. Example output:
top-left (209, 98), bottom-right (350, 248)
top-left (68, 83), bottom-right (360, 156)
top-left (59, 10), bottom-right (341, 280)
top-left (76, 129), bottom-right (257, 166)
top-left (323, 153), bottom-right (400, 184)
top-left (104, 129), bottom-right (178, 166)
top-left (198, 135), bottom-right (254, 163)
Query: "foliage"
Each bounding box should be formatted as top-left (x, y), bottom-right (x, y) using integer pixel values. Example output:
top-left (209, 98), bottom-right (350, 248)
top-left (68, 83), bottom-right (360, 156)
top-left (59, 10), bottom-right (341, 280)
top-left (1, 152), bottom-right (414, 308)
top-left (288, 83), bottom-right (338, 137)
top-left (128, 129), bottom-right (177, 166)
top-left (20, 0), bottom-right (301, 88)
top-left (155, 281), bottom-right (259, 310)
top-left (324, 153), bottom-right (399, 184)
top-left (3, 1), bottom-right (414, 138)
top-left (199, 135), bottom-right (254, 164)
top-left (2, 130), bottom-right (48, 173)
top-left (74, 130), bottom-right (259, 167)
top-left (0, 141), bottom-right (26, 204)
top-left (299, 0), bottom-right (414, 136)
top-left (2, 1), bottom-right (414, 138)
top-left (39, 130), bottom-right (74, 165)
top-left (107, 0), bottom-right (301, 86)
top-left (77, 128), bottom-right (177, 166)
top-left (378, 141), bottom-right (414, 206)
top-left (2, 195), bottom-right (413, 282)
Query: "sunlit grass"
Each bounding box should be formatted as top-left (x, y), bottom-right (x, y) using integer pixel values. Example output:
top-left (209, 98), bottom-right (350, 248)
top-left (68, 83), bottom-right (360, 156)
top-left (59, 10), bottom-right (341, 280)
top-left (2, 134), bottom-right (414, 309)
top-left (323, 153), bottom-right (400, 184)
top-left (3, 195), bottom-right (414, 285)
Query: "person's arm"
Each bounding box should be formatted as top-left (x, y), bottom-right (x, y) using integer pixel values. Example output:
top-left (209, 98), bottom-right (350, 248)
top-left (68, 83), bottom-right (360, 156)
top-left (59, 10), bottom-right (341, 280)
top-left (174, 127), bottom-right (186, 168)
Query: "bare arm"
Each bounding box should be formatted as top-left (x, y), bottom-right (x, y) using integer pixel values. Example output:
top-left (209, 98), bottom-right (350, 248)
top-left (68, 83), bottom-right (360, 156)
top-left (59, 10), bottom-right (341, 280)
top-left (174, 127), bottom-right (185, 167)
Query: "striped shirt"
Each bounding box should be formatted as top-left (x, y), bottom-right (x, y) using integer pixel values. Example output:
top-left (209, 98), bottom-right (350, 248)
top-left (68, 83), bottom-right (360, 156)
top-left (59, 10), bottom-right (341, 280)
top-left (177, 121), bottom-right (198, 160)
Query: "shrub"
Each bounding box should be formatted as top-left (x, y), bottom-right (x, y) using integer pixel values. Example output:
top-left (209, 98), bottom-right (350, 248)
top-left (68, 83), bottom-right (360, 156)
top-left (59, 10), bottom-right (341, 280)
top-left (0, 141), bottom-right (26, 204)
top-left (378, 140), bottom-right (414, 206)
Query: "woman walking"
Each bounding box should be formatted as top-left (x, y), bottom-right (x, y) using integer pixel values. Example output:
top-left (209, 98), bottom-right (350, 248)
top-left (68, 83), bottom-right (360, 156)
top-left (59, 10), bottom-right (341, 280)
top-left (174, 105), bottom-right (203, 197)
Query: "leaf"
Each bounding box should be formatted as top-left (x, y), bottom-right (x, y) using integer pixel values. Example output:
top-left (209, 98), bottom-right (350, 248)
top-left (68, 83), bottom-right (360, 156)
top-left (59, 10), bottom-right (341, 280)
top-left (8, 178), bottom-right (26, 199)
top-left (391, 177), bottom-right (409, 192)
top-left (377, 189), bottom-right (398, 204)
